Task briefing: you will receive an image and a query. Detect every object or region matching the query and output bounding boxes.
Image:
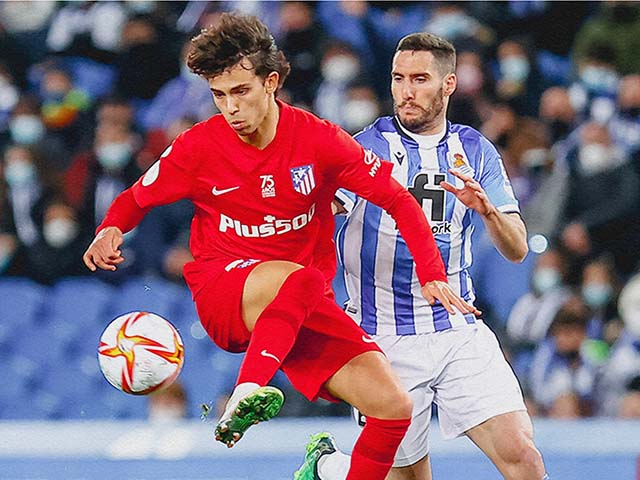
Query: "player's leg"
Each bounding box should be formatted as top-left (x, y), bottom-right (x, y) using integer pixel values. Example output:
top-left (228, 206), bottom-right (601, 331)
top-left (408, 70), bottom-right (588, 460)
top-left (298, 332), bottom-right (436, 480)
top-left (323, 351), bottom-right (413, 480)
top-left (434, 322), bottom-right (547, 480)
top-left (465, 411), bottom-right (546, 480)
top-left (387, 455), bottom-right (432, 480)
top-left (216, 260), bottom-right (326, 446)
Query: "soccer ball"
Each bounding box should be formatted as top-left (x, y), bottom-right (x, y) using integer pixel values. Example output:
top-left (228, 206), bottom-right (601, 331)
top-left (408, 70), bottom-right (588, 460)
top-left (98, 311), bottom-right (184, 395)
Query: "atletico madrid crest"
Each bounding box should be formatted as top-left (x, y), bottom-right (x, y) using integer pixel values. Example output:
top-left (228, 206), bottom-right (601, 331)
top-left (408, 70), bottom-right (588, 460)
top-left (290, 164), bottom-right (316, 195)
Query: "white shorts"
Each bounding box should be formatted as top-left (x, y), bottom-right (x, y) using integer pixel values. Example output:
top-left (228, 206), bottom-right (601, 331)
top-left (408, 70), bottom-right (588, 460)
top-left (356, 321), bottom-right (526, 468)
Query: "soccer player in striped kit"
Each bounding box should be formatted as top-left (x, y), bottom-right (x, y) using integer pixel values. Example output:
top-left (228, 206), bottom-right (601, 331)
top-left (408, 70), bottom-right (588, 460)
top-left (82, 15), bottom-right (479, 480)
top-left (295, 33), bottom-right (550, 480)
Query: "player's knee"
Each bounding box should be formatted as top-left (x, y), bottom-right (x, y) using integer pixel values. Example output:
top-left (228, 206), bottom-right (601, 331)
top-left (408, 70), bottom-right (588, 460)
top-left (287, 267), bottom-right (325, 308)
top-left (375, 387), bottom-right (413, 419)
top-left (501, 436), bottom-right (545, 477)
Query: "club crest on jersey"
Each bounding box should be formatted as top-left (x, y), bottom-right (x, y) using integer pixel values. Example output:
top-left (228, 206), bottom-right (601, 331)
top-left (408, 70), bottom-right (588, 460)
top-left (447, 151), bottom-right (475, 176)
top-left (290, 164), bottom-right (316, 195)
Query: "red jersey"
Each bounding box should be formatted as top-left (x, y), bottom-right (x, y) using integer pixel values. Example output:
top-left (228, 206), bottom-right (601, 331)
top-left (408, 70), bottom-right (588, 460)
top-left (99, 101), bottom-right (446, 294)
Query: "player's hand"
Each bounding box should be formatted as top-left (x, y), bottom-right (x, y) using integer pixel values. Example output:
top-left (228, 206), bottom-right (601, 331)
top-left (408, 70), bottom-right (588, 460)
top-left (421, 280), bottom-right (481, 316)
top-left (83, 226), bottom-right (125, 272)
top-left (440, 169), bottom-right (496, 217)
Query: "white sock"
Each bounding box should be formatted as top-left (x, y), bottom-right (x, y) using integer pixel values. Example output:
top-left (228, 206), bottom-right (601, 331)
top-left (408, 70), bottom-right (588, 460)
top-left (220, 382), bottom-right (260, 421)
top-left (317, 450), bottom-right (351, 480)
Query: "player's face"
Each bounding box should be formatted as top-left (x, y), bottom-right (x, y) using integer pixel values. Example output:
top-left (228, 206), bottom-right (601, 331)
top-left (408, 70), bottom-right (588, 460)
top-left (391, 50), bottom-right (456, 135)
top-left (208, 59), bottom-right (279, 138)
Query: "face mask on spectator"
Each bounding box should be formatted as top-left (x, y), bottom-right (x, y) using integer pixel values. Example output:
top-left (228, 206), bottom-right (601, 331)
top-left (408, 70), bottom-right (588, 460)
top-left (97, 142), bottom-right (133, 171)
top-left (321, 55), bottom-right (359, 84)
top-left (578, 143), bottom-right (612, 175)
top-left (4, 161), bottom-right (36, 187)
top-left (342, 100), bottom-right (378, 132)
top-left (582, 282), bottom-right (613, 309)
top-left (500, 56), bottom-right (530, 83)
top-left (9, 115), bottom-right (45, 145)
top-left (43, 217), bottom-right (79, 248)
top-left (532, 267), bottom-right (561, 295)
top-left (430, 12), bottom-right (470, 39)
top-left (580, 66), bottom-right (619, 94)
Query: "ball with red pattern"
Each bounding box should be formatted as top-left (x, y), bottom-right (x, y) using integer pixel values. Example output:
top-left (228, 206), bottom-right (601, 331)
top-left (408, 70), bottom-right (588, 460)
top-left (98, 311), bottom-right (184, 395)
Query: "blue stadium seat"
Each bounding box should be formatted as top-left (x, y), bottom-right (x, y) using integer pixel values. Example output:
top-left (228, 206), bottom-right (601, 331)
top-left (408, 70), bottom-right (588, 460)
top-left (0, 278), bottom-right (46, 328)
top-left (109, 277), bottom-right (183, 321)
top-left (47, 278), bottom-right (115, 328)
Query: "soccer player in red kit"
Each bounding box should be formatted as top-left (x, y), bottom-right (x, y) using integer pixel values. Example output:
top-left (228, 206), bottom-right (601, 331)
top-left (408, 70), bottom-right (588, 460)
top-left (83, 13), bottom-right (478, 480)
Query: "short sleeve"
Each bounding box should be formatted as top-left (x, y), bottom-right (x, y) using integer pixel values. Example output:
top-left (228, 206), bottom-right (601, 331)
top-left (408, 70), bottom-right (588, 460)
top-left (131, 133), bottom-right (195, 209)
top-left (478, 136), bottom-right (520, 214)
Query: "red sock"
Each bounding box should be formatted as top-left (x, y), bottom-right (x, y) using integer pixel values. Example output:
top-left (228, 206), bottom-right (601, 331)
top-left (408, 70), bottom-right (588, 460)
top-left (347, 416), bottom-right (411, 480)
top-left (236, 267), bottom-right (324, 386)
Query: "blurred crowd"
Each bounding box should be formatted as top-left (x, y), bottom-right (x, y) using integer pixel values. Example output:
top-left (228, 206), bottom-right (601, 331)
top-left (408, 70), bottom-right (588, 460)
top-left (1, 1), bottom-right (640, 420)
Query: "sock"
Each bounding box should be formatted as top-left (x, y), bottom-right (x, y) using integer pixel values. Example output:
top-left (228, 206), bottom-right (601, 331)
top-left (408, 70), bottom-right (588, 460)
top-left (346, 416), bottom-right (411, 480)
top-left (318, 450), bottom-right (350, 480)
top-left (236, 267), bottom-right (324, 386)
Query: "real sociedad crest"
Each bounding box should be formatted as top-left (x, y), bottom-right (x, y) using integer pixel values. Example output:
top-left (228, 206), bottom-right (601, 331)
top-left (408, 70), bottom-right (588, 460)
top-left (290, 164), bottom-right (316, 195)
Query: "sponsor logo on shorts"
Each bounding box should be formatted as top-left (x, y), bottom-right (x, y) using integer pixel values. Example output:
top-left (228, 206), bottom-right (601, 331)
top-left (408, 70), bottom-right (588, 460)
top-left (219, 204), bottom-right (316, 238)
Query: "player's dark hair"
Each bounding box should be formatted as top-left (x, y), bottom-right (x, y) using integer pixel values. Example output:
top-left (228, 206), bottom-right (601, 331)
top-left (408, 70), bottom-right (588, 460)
top-left (187, 13), bottom-right (291, 89)
top-left (396, 32), bottom-right (456, 76)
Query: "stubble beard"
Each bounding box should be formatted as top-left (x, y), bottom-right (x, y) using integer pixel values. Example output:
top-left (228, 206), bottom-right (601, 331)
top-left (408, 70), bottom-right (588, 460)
top-left (394, 87), bottom-right (445, 134)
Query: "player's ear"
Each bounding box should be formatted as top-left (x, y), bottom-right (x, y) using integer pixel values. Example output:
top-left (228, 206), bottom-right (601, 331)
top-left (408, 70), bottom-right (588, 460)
top-left (443, 73), bottom-right (456, 97)
top-left (264, 71), bottom-right (279, 95)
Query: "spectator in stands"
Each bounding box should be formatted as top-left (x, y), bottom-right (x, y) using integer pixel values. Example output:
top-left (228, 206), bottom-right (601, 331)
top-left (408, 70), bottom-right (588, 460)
top-left (116, 14), bottom-right (180, 121)
top-left (560, 121), bottom-right (640, 276)
top-left (142, 40), bottom-right (216, 132)
top-left (24, 198), bottom-right (90, 285)
top-left (572, 2), bottom-right (640, 76)
top-left (313, 41), bottom-right (364, 126)
top-left (609, 74), bottom-right (640, 160)
top-left (529, 296), bottom-right (597, 418)
top-left (596, 274), bottom-right (640, 417)
top-left (31, 62), bottom-right (93, 155)
top-left (494, 36), bottom-right (548, 117)
top-left (507, 247), bottom-right (572, 349)
top-left (447, 49), bottom-right (494, 129)
top-left (568, 43), bottom-right (620, 125)
top-left (340, 83), bottom-right (380, 134)
top-left (1, 144), bottom-right (59, 250)
top-left (45, 0), bottom-right (127, 64)
top-left (538, 86), bottom-right (578, 145)
top-left (63, 121), bottom-right (142, 281)
top-left (277, 1), bottom-right (326, 107)
top-left (580, 257), bottom-right (622, 342)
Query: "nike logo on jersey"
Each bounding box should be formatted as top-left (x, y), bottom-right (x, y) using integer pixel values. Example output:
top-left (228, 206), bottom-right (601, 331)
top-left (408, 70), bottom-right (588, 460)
top-left (260, 350), bottom-right (281, 363)
top-left (361, 335), bottom-right (377, 344)
top-left (212, 186), bottom-right (240, 196)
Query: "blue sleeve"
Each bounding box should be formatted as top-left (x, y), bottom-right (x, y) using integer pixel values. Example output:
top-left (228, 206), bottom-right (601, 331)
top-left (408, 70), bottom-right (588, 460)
top-left (478, 136), bottom-right (520, 214)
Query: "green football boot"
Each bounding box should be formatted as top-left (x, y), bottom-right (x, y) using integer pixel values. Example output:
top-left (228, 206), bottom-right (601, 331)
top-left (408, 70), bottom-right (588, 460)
top-left (212, 385), bottom-right (285, 448)
top-left (293, 432), bottom-right (338, 480)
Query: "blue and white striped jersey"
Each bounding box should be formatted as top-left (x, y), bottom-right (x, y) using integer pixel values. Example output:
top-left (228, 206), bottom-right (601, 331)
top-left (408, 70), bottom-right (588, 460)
top-left (336, 117), bottom-right (520, 335)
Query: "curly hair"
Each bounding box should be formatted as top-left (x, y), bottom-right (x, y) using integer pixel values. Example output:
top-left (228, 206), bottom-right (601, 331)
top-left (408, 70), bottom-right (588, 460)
top-left (187, 13), bottom-right (291, 89)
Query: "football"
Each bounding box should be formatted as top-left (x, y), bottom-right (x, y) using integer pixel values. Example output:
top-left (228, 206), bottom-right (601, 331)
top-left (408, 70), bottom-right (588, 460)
top-left (98, 311), bottom-right (184, 395)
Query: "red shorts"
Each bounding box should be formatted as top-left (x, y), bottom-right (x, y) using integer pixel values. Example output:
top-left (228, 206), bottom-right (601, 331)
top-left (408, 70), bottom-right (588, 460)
top-left (184, 258), bottom-right (381, 402)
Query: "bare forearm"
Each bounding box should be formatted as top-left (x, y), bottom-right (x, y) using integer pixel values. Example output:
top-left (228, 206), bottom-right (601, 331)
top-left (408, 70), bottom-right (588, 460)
top-left (482, 210), bottom-right (528, 263)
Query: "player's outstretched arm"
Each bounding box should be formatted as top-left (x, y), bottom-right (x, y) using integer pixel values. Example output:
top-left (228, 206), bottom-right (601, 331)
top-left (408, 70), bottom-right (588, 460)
top-left (83, 226), bottom-right (125, 272)
top-left (421, 280), bottom-right (481, 316)
top-left (440, 168), bottom-right (528, 263)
